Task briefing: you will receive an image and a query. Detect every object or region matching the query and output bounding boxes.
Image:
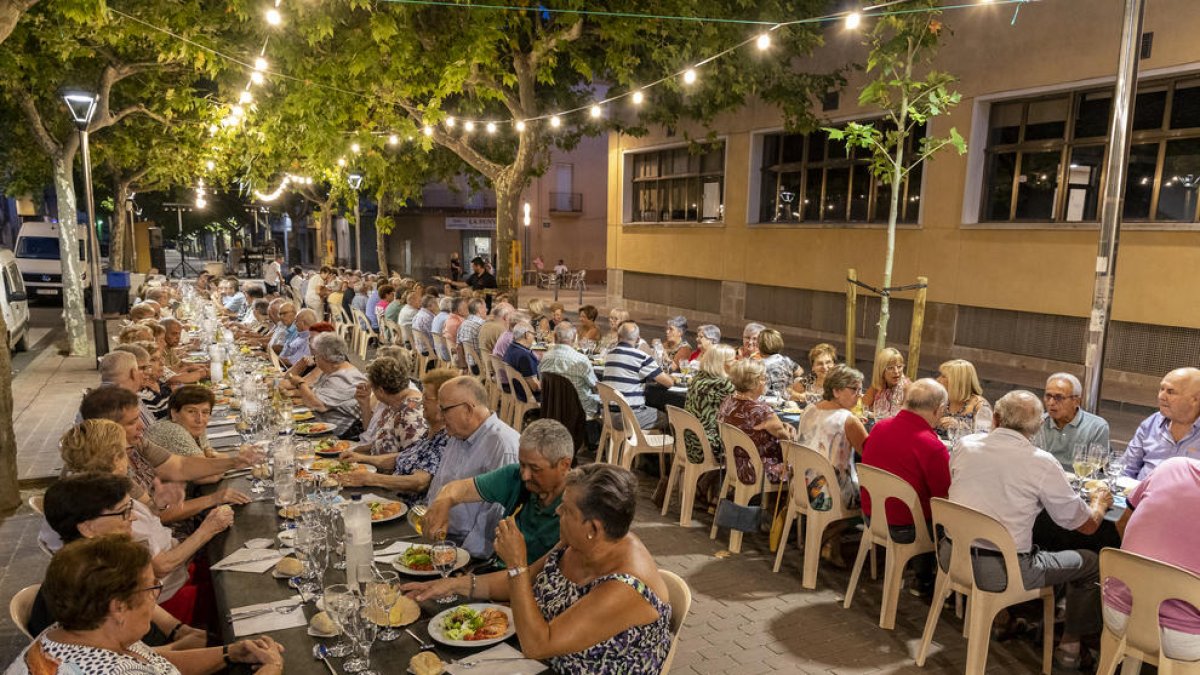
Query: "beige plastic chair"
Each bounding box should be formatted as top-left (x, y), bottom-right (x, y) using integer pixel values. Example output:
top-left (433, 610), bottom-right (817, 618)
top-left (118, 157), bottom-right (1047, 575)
top-left (382, 319), bottom-right (402, 346)
top-left (844, 464), bottom-right (935, 629)
top-left (411, 332), bottom-right (437, 376)
top-left (9, 584), bottom-right (39, 640)
top-left (474, 346), bottom-right (500, 411)
top-left (604, 386), bottom-right (673, 471)
top-left (461, 342), bottom-right (485, 381)
top-left (915, 497), bottom-right (1055, 674)
top-left (267, 342), bottom-right (284, 372)
top-left (430, 334), bottom-right (453, 370)
top-left (27, 495), bottom-right (43, 515)
top-left (659, 569), bottom-right (692, 675)
top-left (595, 383), bottom-right (620, 465)
top-left (772, 441), bottom-right (862, 589)
top-left (1096, 548), bottom-right (1200, 675)
top-left (351, 308), bottom-right (379, 360)
top-left (711, 423), bottom-right (784, 554)
top-left (489, 354), bottom-right (515, 425)
top-left (662, 406), bottom-right (722, 527)
top-left (502, 363), bottom-right (541, 431)
top-left (329, 304), bottom-right (352, 343)
top-left (399, 324), bottom-right (415, 350)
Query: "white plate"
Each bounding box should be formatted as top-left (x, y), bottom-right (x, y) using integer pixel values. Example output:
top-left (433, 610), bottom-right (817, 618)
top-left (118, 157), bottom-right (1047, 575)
top-left (367, 500), bottom-right (408, 525)
top-left (428, 603), bottom-right (516, 648)
top-left (389, 542), bottom-right (469, 576)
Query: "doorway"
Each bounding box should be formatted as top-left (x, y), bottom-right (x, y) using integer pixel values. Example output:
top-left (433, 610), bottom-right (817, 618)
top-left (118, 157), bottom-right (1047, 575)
top-left (462, 235), bottom-right (492, 266)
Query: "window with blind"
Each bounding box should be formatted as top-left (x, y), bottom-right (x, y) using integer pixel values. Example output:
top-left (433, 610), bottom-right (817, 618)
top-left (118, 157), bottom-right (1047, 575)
top-left (626, 143), bottom-right (725, 224)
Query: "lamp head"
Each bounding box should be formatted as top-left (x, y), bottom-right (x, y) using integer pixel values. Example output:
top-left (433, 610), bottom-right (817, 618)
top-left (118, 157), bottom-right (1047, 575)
top-left (62, 91), bottom-right (98, 129)
top-left (348, 173), bottom-right (363, 190)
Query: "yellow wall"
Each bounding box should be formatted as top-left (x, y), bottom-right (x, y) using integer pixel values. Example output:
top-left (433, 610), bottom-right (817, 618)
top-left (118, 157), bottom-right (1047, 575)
top-left (608, 0), bottom-right (1200, 328)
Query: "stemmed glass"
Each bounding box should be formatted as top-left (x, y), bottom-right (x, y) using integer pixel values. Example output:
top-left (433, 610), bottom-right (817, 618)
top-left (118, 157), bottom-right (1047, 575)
top-left (1104, 449), bottom-right (1126, 491)
top-left (322, 584), bottom-right (357, 658)
top-left (343, 591), bottom-right (379, 675)
top-left (366, 570), bottom-right (403, 642)
top-left (294, 519), bottom-right (329, 596)
top-left (431, 540), bottom-right (459, 604)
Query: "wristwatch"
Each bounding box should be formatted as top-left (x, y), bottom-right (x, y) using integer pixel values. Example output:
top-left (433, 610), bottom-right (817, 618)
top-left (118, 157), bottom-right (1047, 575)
top-left (507, 565), bottom-right (527, 578)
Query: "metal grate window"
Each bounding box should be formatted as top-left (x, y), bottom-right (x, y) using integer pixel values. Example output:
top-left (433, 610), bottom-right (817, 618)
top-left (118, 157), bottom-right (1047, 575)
top-left (623, 272), bottom-right (722, 314)
top-left (955, 306), bottom-right (1087, 363)
top-left (1107, 321), bottom-right (1200, 374)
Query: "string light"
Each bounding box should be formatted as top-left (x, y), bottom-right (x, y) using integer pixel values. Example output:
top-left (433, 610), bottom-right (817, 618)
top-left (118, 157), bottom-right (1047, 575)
top-left (337, 157), bottom-right (347, 167)
top-left (265, 8), bottom-right (282, 26)
top-left (590, 104), bottom-right (602, 118)
top-left (388, 134), bottom-right (399, 145)
top-left (422, 125), bottom-right (433, 137)
top-left (631, 90), bottom-right (645, 105)
top-left (486, 121), bottom-right (497, 134)
top-left (205, 160), bottom-right (215, 171)
top-left (254, 57), bottom-right (268, 71)
top-left (350, 142), bottom-right (361, 153)
top-left (238, 90), bottom-right (253, 104)
top-left (683, 68), bottom-right (697, 84)
top-left (756, 33), bottom-right (771, 50)
top-left (464, 120), bottom-right (475, 132)
top-left (445, 116), bottom-right (456, 128)
top-left (230, 105), bottom-right (244, 118)
top-left (845, 11), bottom-right (862, 29)
top-left (515, 120), bottom-right (526, 132)
top-left (208, 124), bottom-right (218, 134)
top-left (250, 71), bottom-right (264, 85)
top-left (549, 115), bottom-right (561, 128)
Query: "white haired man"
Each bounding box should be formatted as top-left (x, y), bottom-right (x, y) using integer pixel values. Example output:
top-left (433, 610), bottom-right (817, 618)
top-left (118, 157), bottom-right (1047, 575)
top-left (1039, 372), bottom-right (1110, 471)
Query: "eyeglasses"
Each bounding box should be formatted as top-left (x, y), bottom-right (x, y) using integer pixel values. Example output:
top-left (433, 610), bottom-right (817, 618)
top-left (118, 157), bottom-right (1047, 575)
top-left (438, 401), bottom-right (470, 414)
top-left (95, 501), bottom-right (135, 521)
top-left (1043, 393), bottom-right (1077, 403)
top-left (885, 364), bottom-right (906, 373)
top-left (137, 581), bottom-right (165, 599)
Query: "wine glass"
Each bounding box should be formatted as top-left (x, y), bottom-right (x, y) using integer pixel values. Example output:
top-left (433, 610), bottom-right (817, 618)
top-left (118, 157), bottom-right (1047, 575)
top-left (431, 540), bottom-right (459, 604)
top-left (322, 584), bottom-right (356, 658)
top-left (366, 571), bottom-right (403, 642)
top-left (296, 521), bottom-right (330, 596)
top-left (294, 440), bottom-right (316, 473)
top-left (1104, 449), bottom-right (1126, 491)
top-left (342, 592), bottom-right (379, 675)
top-left (1070, 443), bottom-right (1091, 492)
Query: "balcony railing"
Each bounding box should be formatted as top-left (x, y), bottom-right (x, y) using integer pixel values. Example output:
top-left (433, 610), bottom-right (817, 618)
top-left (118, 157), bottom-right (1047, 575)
top-left (549, 192), bottom-right (583, 213)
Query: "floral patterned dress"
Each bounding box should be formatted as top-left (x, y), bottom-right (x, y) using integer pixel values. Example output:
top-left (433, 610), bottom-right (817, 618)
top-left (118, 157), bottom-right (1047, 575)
top-left (866, 376), bottom-right (909, 420)
top-left (717, 397), bottom-right (785, 484)
top-left (683, 372), bottom-right (734, 464)
top-left (532, 548), bottom-right (672, 674)
top-left (390, 428), bottom-right (447, 506)
top-left (371, 396), bottom-right (427, 455)
top-left (796, 406), bottom-right (860, 512)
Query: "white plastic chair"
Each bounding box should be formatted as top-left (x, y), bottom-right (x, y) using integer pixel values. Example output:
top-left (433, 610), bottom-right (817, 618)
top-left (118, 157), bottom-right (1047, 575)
top-left (662, 406), bottom-right (722, 527)
top-left (659, 570), bottom-right (692, 674)
top-left (711, 423), bottom-right (784, 554)
top-left (502, 363), bottom-right (540, 431)
top-left (603, 385), bottom-right (673, 471)
top-left (843, 464), bottom-right (935, 629)
top-left (915, 497), bottom-right (1055, 674)
top-left (489, 354), bottom-right (514, 425)
top-left (1096, 547), bottom-right (1200, 675)
top-left (9, 584), bottom-right (39, 640)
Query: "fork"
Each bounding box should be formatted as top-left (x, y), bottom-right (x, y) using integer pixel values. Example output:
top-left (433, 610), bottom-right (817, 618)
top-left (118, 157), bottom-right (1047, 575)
top-left (227, 602), bottom-right (302, 622)
top-left (455, 656), bottom-right (535, 669)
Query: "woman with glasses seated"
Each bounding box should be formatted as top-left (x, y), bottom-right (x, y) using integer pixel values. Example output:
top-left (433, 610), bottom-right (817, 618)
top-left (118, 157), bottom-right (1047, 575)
top-left (936, 358), bottom-right (993, 435)
top-left (717, 360), bottom-right (796, 485)
top-left (9, 534), bottom-right (284, 675)
top-left (862, 348), bottom-right (909, 420)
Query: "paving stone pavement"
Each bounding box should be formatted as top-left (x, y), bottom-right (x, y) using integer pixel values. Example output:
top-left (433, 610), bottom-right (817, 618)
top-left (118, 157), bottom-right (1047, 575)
top-left (12, 349), bottom-right (99, 481)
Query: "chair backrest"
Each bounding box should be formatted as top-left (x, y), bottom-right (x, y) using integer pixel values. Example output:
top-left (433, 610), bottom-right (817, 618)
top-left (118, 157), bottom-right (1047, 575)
top-left (27, 495), bottom-right (43, 515)
top-left (504, 362), bottom-right (538, 405)
top-left (351, 308), bottom-right (375, 335)
top-left (462, 342), bottom-right (483, 376)
top-left (540, 373), bottom-right (587, 453)
top-left (605, 385), bottom-right (652, 448)
top-left (9, 584), bottom-right (39, 640)
top-left (666, 406), bottom-right (717, 469)
top-left (720, 423), bottom-right (767, 488)
top-left (596, 383), bottom-right (624, 464)
top-left (857, 463), bottom-right (933, 550)
top-left (411, 330), bottom-right (432, 357)
top-left (488, 354), bottom-right (510, 390)
top-left (930, 497), bottom-right (1026, 593)
top-left (400, 324), bottom-right (414, 350)
top-left (660, 568), bottom-right (691, 636)
top-left (432, 334), bottom-right (451, 362)
top-left (330, 303), bottom-right (351, 326)
top-left (383, 319), bottom-right (401, 346)
top-left (1099, 547), bottom-right (1200, 659)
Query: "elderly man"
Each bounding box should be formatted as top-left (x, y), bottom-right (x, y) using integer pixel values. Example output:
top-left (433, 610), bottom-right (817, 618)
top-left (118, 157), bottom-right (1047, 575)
top-left (236, 299), bottom-right (272, 338)
top-left (443, 296), bottom-right (468, 367)
top-left (270, 301), bottom-right (297, 354)
top-left (1040, 372), bottom-right (1111, 470)
top-left (158, 318), bottom-right (206, 386)
top-left (478, 302), bottom-right (512, 357)
top-left (602, 321), bottom-right (674, 430)
top-left (219, 276), bottom-right (247, 317)
top-left (411, 295), bottom-right (438, 351)
top-left (285, 333), bottom-right (367, 438)
top-left (430, 296), bottom-right (453, 361)
top-left (1122, 367), bottom-right (1200, 479)
top-left (424, 376), bottom-right (520, 559)
top-left (503, 321), bottom-right (541, 402)
top-left (280, 307), bottom-right (317, 366)
top-left (455, 298), bottom-right (488, 373)
top-left (860, 378), bottom-right (950, 595)
top-left (390, 288), bottom-right (420, 328)
top-left (96, 351), bottom-right (156, 431)
top-left (946, 390), bottom-right (1112, 666)
top-left (539, 322), bottom-right (599, 418)
top-left (79, 387), bottom-right (258, 520)
top-left (424, 419), bottom-right (572, 565)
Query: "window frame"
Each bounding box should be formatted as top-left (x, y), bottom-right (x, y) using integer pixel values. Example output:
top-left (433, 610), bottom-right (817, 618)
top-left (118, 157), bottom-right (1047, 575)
top-left (621, 140), bottom-right (728, 226)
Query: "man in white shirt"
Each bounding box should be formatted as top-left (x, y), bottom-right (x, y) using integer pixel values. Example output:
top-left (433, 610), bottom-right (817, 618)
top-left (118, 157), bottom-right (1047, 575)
top-left (305, 266), bottom-right (332, 317)
top-left (263, 255), bottom-right (283, 295)
top-left (945, 390), bottom-right (1113, 666)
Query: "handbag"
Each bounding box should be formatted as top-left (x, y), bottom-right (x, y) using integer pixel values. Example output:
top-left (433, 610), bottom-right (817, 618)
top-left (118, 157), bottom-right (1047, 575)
top-left (713, 465), bottom-right (767, 534)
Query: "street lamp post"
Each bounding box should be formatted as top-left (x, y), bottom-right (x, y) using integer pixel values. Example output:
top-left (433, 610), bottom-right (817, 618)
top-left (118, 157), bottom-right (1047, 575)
top-left (348, 173), bottom-right (363, 271)
top-left (63, 91), bottom-right (106, 360)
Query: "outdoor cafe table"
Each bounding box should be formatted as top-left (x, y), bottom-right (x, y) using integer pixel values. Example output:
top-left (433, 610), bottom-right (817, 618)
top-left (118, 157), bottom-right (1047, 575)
top-left (202, 476), bottom-right (539, 674)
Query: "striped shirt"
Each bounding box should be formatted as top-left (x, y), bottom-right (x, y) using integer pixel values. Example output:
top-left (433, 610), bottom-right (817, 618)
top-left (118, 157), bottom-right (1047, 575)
top-left (602, 343), bottom-right (663, 410)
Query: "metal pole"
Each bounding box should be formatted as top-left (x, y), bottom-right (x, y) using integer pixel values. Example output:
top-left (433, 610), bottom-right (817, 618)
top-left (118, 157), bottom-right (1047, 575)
top-left (353, 193), bottom-right (362, 271)
top-left (1082, 0), bottom-right (1146, 412)
top-left (79, 129), bottom-right (107, 359)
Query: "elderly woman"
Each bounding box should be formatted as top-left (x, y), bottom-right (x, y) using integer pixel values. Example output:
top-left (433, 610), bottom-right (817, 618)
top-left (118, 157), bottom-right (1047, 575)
top-left (405, 464), bottom-right (671, 673)
top-left (146, 386), bottom-right (219, 460)
top-left (862, 347), bottom-right (909, 420)
top-left (936, 358), bottom-right (993, 434)
top-left (685, 324), bottom-right (721, 363)
top-left (10, 535), bottom-right (283, 675)
top-left (683, 344), bottom-right (736, 466)
top-left (133, 342), bottom-right (173, 421)
top-left (599, 307), bottom-right (630, 351)
top-left (338, 368), bottom-right (457, 505)
top-left (757, 329), bottom-right (802, 400)
top-left (717, 360), bottom-right (795, 484)
top-left (285, 332), bottom-right (368, 438)
top-left (576, 305), bottom-right (602, 344)
top-left (658, 316), bottom-right (691, 370)
top-left (802, 343), bottom-right (839, 402)
top-left (739, 322), bottom-right (765, 360)
top-left (351, 357), bottom-right (426, 455)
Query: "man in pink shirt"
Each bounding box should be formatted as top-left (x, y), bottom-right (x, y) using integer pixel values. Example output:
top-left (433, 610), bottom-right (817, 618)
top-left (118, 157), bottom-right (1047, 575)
top-left (443, 296), bottom-right (468, 368)
top-left (1103, 456), bottom-right (1200, 660)
top-left (860, 378), bottom-right (951, 596)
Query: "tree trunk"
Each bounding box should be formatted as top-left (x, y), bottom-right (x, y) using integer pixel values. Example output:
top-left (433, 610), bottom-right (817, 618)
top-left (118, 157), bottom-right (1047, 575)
top-left (52, 153), bottom-right (91, 357)
top-left (0, 0), bottom-right (38, 47)
top-left (494, 173), bottom-right (521, 296)
top-left (111, 176), bottom-right (130, 272)
top-left (376, 192), bottom-right (390, 276)
top-left (0, 310), bottom-right (19, 512)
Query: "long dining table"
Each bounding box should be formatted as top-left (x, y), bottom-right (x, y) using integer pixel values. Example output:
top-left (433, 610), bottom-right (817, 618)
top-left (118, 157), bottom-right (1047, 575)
top-left (201, 474), bottom-right (541, 674)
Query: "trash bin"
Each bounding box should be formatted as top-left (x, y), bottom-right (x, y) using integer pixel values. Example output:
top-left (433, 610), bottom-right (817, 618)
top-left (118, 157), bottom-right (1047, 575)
top-left (106, 271), bottom-right (130, 289)
top-left (102, 286), bottom-right (130, 315)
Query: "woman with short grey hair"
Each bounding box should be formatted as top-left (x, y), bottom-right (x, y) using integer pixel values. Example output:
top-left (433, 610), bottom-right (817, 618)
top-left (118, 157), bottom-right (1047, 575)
top-left (662, 316), bottom-right (691, 370)
top-left (688, 324), bottom-right (721, 362)
top-left (286, 333), bottom-right (368, 438)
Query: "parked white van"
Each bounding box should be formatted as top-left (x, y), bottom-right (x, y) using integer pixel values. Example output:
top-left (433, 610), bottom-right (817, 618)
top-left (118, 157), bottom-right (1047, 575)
top-left (13, 220), bottom-right (88, 299)
top-left (0, 249), bottom-right (31, 351)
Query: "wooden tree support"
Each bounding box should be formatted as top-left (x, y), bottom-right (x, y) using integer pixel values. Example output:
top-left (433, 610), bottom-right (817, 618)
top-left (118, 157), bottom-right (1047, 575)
top-left (845, 268), bottom-right (930, 377)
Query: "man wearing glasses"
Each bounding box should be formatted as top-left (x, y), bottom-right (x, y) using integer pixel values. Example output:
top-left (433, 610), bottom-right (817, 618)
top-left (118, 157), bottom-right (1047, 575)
top-left (1039, 372), bottom-right (1111, 471)
top-left (423, 376), bottom-right (520, 560)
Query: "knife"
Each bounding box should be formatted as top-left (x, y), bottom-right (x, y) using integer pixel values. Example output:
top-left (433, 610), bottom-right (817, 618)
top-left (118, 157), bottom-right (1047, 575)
top-left (405, 627), bottom-right (436, 651)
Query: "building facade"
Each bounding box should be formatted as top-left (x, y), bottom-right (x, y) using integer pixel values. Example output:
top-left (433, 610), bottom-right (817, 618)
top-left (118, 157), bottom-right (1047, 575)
top-left (606, 0), bottom-right (1200, 406)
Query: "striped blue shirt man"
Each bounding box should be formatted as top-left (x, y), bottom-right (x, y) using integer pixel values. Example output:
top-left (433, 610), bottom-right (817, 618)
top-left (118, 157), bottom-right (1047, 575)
top-left (601, 322), bottom-right (674, 429)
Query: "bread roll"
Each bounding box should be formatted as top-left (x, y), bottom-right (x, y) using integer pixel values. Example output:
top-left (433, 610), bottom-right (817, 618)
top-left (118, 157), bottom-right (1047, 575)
top-left (409, 652), bottom-right (445, 675)
top-left (310, 611), bottom-right (337, 635)
top-left (274, 556), bottom-right (304, 577)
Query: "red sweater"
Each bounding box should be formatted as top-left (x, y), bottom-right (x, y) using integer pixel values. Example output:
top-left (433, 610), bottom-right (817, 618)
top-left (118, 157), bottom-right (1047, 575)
top-left (860, 410), bottom-right (950, 526)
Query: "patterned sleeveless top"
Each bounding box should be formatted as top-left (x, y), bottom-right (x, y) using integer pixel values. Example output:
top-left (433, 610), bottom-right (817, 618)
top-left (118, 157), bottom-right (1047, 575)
top-left (532, 548), bottom-right (672, 674)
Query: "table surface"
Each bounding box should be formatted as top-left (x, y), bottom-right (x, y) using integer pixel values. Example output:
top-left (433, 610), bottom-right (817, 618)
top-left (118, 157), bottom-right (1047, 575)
top-left (206, 477), bottom-right (538, 674)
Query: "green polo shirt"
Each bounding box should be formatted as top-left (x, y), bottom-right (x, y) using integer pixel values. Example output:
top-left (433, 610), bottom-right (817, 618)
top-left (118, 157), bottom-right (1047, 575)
top-left (474, 463), bottom-right (562, 564)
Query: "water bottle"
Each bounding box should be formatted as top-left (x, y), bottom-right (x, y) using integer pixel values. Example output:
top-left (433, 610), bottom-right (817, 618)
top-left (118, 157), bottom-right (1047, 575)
top-left (273, 442), bottom-right (296, 506)
top-left (343, 495), bottom-right (373, 589)
top-left (209, 344), bottom-right (224, 383)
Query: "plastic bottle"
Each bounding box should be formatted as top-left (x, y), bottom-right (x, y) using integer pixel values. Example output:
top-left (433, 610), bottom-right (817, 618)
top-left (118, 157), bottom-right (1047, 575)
top-left (343, 495), bottom-right (373, 589)
top-left (273, 442), bottom-right (296, 507)
top-left (209, 344), bottom-right (224, 383)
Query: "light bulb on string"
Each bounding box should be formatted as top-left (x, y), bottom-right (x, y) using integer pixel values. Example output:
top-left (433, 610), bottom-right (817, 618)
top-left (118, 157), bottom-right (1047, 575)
top-left (549, 115), bottom-right (561, 129)
top-left (632, 90), bottom-right (644, 105)
top-left (422, 125), bottom-right (433, 137)
top-left (683, 68), bottom-right (697, 85)
top-left (337, 157), bottom-right (347, 167)
top-left (515, 120), bottom-right (526, 132)
top-left (208, 124), bottom-right (219, 135)
top-left (351, 142), bottom-right (361, 153)
top-left (250, 71), bottom-right (264, 85)
top-left (205, 160), bottom-right (215, 171)
top-left (254, 57), bottom-right (268, 71)
top-left (445, 116), bottom-right (456, 128)
top-left (756, 33), bottom-right (771, 50)
top-left (464, 121), bottom-right (475, 133)
top-left (231, 105), bottom-right (244, 118)
top-left (590, 104), bottom-right (602, 119)
top-left (265, 8), bottom-right (282, 26)
top-left (486, 122), bottom-right (497, 134)
top-left (239, 90), bottom-right (253, 105)
top-left (845, 12), bottom-right (862, 29)
top-left (388, 134), bottom-right (399, 145)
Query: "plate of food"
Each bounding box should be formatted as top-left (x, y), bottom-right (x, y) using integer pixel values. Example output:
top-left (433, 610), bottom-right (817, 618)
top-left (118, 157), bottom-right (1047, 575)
top-left (278, 503), bottom-right (320, 520)
top-left (295, 422), bottom-right (335, 435)
top-left (367, 499), bottom-right (407, 523)
top-left (182, 354), bottom-right (209, 364)
top-left (364, 593), bottom-right (421, 627)
top-left (390, 543), bottom-right (469, 576)
top-left (428, 604), bottom-right (515, 647)
top-left (292, 410), bottom-right (315, 422)
top-left (314, 438), bottom-right (353, 457)
top-left (310, 459), bottom-right (375, 475)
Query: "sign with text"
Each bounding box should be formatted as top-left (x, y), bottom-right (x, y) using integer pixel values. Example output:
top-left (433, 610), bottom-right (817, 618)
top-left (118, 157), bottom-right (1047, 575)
top-left (445, 217), bottom-right (496, 231)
